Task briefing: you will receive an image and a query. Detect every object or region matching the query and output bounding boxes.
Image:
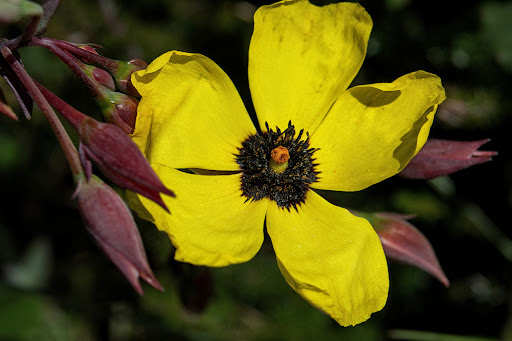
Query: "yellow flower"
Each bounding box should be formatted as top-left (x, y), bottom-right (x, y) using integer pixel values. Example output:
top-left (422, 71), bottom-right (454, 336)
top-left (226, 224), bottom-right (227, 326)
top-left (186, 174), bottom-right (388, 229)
top-left (128, 0), bottom-right (445, 326)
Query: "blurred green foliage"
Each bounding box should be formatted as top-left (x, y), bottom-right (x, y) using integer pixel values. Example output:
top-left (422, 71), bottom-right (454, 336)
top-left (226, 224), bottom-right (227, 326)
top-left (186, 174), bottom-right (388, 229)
top-left (0, 0), bottom-right (511, 340)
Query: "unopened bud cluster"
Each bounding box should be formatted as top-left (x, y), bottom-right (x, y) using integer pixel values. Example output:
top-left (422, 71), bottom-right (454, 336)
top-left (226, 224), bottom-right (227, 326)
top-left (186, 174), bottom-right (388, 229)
top-left (73, 45), bottom-right (147, 134)
top-left (0, 2), bottom-right (498, 300)
top-left (1, 32), bottom-right (174, 294)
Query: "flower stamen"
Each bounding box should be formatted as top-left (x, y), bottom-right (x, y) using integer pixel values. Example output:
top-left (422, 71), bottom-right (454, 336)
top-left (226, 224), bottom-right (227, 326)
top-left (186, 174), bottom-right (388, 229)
top-left (235, 121), bottom-right (319, 210)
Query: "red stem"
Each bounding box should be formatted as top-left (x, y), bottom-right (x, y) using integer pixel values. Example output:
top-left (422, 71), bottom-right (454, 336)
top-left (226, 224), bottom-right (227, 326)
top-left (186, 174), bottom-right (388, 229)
top-left (19, 16), bottom-right (41, 48)
top-left (29, 37), bottom-right (103, 98)
top-left (34, 81), bottom-right (86, 130)
top-left (1, 46), bottom-right (82, 177)
top-left (41, 38), bottom-right (119, 71)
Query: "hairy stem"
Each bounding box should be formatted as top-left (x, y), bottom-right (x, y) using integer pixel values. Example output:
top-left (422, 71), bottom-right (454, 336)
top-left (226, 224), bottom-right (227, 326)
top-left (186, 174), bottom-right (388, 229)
top-left (29, 37), bottom-right (102, 98)
top-left (41, 38), bottom-right (119, 71)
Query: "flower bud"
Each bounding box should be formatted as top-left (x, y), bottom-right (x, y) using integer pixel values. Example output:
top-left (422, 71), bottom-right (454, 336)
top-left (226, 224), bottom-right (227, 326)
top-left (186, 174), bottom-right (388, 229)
top-left (97, 91), bottom-right (138, 134)
top-left (84, 64), bottom-right (116, 91)
top-left (45, 40), bottom-right (146, 97)
top-left (34, 82), bottom-right (172, 208)
top-left (78, 116), bottom-right (174, 211)
top-left (76, 175), bottom-right (163, 294)
top-left (400, 138), bottom-right (497, 180)
top-left (359, 211), bottom-right (449, 287)
top-left (69, 56), bottom-right (133, 131)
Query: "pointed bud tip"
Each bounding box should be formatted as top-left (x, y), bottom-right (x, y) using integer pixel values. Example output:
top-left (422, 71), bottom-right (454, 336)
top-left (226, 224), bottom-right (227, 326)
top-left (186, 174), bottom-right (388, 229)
top-left (401, 138), bottom-right (497, 179)
top-left (371, 212), bottom-right (450, 287)
top-left (78, 45), bottom-right (100, 55)
top-left (128, 270), bottom-right (164, 295)
top-left (141, 272), bottom-right (164, 292)
top-left (77, 176), bottom-right (164, 295)
top-left (78, 119), bottom-right (175, 209)
top-left (140, 190), bottom-right (171, 213)
top-left (0, 103), bottom-right (18, 121)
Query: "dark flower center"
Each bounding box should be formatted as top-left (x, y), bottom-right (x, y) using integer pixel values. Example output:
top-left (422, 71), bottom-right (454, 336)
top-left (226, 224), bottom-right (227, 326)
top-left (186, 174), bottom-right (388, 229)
top-left (235, 121), bottom-right (320, 210)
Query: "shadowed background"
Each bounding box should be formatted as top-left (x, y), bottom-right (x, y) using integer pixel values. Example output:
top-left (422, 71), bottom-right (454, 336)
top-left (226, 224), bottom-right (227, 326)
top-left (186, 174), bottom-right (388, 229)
top-left (0, 0), bottom-right (510, 340)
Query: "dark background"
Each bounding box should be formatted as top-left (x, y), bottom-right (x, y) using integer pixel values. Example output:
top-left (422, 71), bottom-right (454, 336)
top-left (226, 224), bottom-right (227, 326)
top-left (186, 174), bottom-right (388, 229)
top-left (0, 0), bottom-right (510, 340)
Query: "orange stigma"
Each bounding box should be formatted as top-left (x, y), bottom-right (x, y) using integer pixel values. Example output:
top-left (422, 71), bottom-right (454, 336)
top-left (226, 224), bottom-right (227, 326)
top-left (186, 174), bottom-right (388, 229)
top-left (271, 146), bottom-right (290, 164)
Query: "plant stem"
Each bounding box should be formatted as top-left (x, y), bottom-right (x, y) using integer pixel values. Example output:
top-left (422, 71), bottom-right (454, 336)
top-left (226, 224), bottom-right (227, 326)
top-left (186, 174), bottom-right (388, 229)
top-left (19, 16), bottom-right (41, 48)
top-left (34, 81), bottom-right (86, 130)
top-left (35, 0), bottom-right (61, 36)
top-left (29, 37), bottom-right (102, 98)
top-left (1, 46), bottom-right (82, 177)
top-left (41, 37), bottom-right (119, 71)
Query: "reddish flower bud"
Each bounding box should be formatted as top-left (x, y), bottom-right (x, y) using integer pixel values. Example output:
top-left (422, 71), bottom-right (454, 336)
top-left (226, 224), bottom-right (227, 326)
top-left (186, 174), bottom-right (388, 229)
top-left (68, 56), bottom-right (133, 131)
top-left (78, 116), bottom-right (174, 211)
top-left (34, 82), bottom-right (172, 208)
top-left (91, 66), bottom-right (116, 91)
top-left (76, 175), bottom-right (163, 294)
top-left (75, 47), bottom-right (115, 89)
top-left (400, 138), bottom-right (497, 180)
top-left (362, 212), bottom-right (449, 287)
top-left (97, 91), bottom-right (138, 134)
top-left (76, 62), bottom-right (116, 92)
top-left (0, 88), bottom-right (18, 121)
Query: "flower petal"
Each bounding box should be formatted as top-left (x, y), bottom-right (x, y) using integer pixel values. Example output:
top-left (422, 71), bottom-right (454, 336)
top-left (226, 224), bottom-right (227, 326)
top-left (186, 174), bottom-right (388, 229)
top-left (311, 71), bottom-right (446, 192)
top-left (127, 164), bottom-right (268, 267)
top-left (131, 51), bottom-right (256, 171)
top-left (266, 190), bottom-right (388, 326)
top-left (249, 0), bottom-right (372, 134)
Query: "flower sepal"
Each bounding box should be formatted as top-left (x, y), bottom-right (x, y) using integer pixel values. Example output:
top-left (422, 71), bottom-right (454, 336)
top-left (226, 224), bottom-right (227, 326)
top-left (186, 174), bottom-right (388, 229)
top-left (76, 174), bottom-right (163, 294)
